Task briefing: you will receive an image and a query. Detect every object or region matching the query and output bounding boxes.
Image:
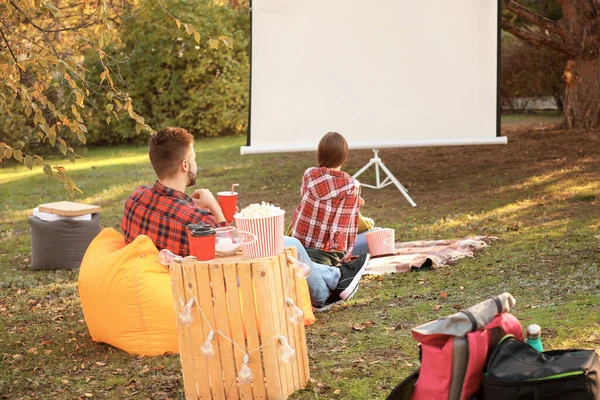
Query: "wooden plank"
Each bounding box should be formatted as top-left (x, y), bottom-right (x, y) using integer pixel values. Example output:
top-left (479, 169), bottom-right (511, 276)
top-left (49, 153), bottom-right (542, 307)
top-left (169, 262), bottom-right (199, 399)
top-left (286, 248), bottom-right (310, 388)
top-left (278, 251), bottom-right (301, 392)
top-left (38, 201), bottom-right (100, 216)
top-left (210, 263), bottom-right (240, 400)
top-left (183, 261), bottom-right (214, 400)
top-left (194, 262), bottom-right (227, 399)
top-left (253, 260), bottom-right (283, 399)
top-left (223, 263), bottom-right (254, 400)
top-left (270, 253), bottom-right (294, 397)
top-left (238, 262), bottom-right (267, 399)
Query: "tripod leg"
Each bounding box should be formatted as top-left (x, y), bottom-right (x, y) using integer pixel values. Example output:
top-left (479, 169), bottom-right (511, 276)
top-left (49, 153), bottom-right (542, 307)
top-left (377, 161), bottom-right (417, 207)
top-left (352, 159), bottom-right (376, 180)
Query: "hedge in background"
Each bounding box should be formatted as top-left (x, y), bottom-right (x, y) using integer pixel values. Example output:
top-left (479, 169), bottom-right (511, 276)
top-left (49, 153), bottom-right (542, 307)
top-left (82, 0), bottom-right (250, 145)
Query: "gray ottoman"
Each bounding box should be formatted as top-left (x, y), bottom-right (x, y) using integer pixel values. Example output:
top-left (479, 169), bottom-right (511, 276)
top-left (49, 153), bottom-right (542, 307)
top-left (29, 213), bottom-right (101, 270)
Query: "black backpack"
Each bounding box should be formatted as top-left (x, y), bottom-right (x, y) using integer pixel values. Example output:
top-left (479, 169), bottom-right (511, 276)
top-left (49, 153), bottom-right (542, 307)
top-left (483, 336), bottom-right (600, 400)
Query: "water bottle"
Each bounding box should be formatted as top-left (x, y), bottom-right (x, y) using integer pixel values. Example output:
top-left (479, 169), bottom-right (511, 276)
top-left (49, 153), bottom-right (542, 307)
top-left (526, 324), bottom-right (544, 352)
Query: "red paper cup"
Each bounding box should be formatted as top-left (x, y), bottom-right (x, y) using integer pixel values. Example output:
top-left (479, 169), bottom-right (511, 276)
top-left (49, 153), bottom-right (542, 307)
top-left (234, 211), bottom-right (285, 258)
top-left (187, 229), bottom-right (216, 261)
top-left (365, 228), bottom-right (396, 257)
top-left (217, 192), bottom-right (238, 223)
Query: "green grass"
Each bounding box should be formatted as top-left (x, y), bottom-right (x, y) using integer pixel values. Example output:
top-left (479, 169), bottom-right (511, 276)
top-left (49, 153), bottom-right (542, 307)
top-left (500, 111), bottom-right (562, 124)
top-left (1, 119), bottom-right (600, 399)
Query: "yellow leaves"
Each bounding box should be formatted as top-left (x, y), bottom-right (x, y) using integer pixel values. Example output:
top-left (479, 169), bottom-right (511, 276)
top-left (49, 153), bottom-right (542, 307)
top-left (33, 110), bottom-right (46, 126)
top-left (219, 36), bottom-right (234, 49)
top-left (184, 23), bottom-right (195, 36)
top-left (100, 69), bottom-right (114, 88)
top-left (64, 175), bottom-right (83, 197)
top-left (57, 138), bottom-right (67, 155)
top-left (24, 105), bottom-right (32, 117)
top-left (13, 149), bottom-right (23, 162)
top-left (75, 92), bottom-right (85, 108)
top-left (24, 155), bottom-right (34, 170)
top-left (64, 73), bottom-right (77, 89)
top-left (182, 23), bottom-right (201, 44)
top-left (71, 105), bottom-right (83, 123)
top-left (175, 19), bottom-right (181, 29)
top-left (43, 163), bottom-right (53, 177)
top-left (105, 104), bottom-right (113, 112)
top-left (209, 39), bottom-right (219, 49)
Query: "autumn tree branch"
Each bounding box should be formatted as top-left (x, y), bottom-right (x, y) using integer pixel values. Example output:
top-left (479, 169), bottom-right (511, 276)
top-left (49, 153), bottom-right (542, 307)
top-left (0, 27), bottom-right (23, 81)
top-left (503, 0), bottom-right (567, 39)
top-left (500, 18), bottom-right (572, 55)
top-left (0, 19), bottom-right (54, 54)
top-left (9, 0), bottom-right (97, 33)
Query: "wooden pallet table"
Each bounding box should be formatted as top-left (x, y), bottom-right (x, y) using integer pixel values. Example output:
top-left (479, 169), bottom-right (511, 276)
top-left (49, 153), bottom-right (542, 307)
top-left (170, 247), bottom-right (310, 400)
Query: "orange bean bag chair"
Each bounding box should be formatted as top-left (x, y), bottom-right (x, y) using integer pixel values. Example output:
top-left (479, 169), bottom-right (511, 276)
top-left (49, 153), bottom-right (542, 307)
top-left (79, 229), bottom-right (315, 356)
top-left (78, 228), bottom-right (178, 356)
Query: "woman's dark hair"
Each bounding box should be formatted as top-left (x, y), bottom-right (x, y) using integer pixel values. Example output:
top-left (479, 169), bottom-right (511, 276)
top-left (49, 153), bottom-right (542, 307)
top-left (317, 132), bottom-right (348, 168)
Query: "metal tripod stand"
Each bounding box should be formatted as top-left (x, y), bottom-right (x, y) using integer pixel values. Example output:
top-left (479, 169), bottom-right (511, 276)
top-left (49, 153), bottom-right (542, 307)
top-left (352, 149), bottom-right (417, 207)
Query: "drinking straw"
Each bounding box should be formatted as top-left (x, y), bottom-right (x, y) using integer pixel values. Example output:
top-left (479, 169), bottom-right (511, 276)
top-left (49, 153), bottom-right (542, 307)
top-left (231, 183), bottom-right (239, 194)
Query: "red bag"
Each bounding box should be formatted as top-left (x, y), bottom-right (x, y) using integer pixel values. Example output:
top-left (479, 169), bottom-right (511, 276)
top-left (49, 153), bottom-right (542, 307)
top-left (399, 293), bottom-right (523, 400)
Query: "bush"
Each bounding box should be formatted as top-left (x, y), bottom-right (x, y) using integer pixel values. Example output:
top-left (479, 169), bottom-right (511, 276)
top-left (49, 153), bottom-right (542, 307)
top-left (501, 33), bottom-right (566, 112)
top-left (83, 0), bottom-right (250, 145)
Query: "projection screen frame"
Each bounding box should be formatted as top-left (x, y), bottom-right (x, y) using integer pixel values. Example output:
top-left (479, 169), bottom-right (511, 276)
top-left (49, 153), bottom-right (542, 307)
top-left (243, 0), bottom-right (504, 155)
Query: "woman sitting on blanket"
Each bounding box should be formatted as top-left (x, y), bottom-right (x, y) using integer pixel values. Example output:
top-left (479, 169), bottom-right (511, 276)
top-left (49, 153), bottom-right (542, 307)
top-left (290, 131), bottom-right (377, 266)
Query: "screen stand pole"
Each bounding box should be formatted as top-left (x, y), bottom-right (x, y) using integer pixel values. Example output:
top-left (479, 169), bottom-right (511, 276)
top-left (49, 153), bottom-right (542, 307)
top-left (352, 149), bottom-right (417, 207)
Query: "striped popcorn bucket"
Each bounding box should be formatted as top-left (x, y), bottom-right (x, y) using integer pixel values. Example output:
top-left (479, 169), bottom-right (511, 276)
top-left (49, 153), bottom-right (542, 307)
top-left (234, 210), bottom-right (285, 258)
top-left (365, 228), bottom-right (396, 257)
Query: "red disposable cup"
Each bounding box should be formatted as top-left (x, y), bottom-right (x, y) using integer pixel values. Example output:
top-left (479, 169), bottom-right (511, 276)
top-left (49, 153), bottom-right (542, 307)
top-left (217, 191), bottom-right (238, 223)
top-left (187, 229), bottom-right (216, 261)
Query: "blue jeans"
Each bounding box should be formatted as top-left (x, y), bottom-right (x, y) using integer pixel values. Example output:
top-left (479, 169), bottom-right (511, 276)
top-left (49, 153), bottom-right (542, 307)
top-left (283, 236), bottom-right (340, 308)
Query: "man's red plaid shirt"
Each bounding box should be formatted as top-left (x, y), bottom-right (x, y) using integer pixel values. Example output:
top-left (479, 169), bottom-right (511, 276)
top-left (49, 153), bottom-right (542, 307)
top-left (121, 181), bottom-right (217, 257)
top-left (290, 167), bottom-right (360, 257)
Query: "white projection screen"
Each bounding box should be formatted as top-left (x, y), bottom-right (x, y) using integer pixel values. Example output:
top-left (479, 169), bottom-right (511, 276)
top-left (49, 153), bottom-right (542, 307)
top-left (242, 0), bottom-right (506, 155)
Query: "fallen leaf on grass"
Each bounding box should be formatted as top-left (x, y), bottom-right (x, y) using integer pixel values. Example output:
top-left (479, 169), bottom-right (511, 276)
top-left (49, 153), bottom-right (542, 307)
top-left (351, 320), bottom-right (377, 331)
top-left (452, 304), bottom-right (462, 310)
top-left (95, 362), bottom-right (106, 366)
top-left (83, 393), bottom-right (93, 398)
top-left (314, 381), bottom-right (330, 393)
top-left (440, 291), bottom-right (448, 299)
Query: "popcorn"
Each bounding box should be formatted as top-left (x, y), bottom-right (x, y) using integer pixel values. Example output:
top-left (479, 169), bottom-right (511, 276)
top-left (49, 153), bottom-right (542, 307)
top-left (236, 202), bottom-right (284, 218)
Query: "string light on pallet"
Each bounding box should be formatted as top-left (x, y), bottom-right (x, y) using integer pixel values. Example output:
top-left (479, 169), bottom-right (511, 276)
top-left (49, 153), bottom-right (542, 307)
top-left (170, 252), bottom-right (309, 386)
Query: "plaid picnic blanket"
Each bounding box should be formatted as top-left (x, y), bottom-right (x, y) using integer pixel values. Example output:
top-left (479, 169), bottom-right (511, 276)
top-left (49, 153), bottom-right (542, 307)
top-left (364, 236), bottom-right (498, 275)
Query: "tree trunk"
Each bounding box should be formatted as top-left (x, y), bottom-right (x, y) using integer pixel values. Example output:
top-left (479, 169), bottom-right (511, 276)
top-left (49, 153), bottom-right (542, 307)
top-left (562, 58), bottom-right (600, 129)
top-left (502, 0), bottom-right (600, 129)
